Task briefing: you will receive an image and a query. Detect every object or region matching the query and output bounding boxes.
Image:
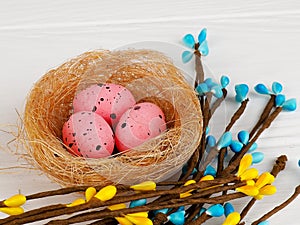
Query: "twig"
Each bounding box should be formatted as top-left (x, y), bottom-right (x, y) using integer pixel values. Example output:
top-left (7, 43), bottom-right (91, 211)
top-left (225, 99), bottom-right (249, 132)
top-left (249, 95), bottom-right (275, 139)
top-left (194, 51), bottom-right (204, 88)
top-left (251, 185), bottom-right (300, 225)
top-left (46, 192), bottom-right (246, 225)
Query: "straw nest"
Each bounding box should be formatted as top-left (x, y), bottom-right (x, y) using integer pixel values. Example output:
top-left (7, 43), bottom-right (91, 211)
top-left (21, 49), bottom-right (202, 186)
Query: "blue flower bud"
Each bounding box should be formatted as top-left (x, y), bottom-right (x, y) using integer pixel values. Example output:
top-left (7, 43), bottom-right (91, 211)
top-left (251, 152), bottom-right (264, 164)
top-left (248, 142), bottom-right (258, 152)
top-left (211, 85), bottom-right (223, 98)
top-left (167, 210), bottom-right (185, 225)
top-left (206, 204), bottom-right (224, 217)
top-left (230, 140), bottom-right (243, 153)
top-left (224, 202), bottom-right (235, 217)
top-left (237, 130), bottom-right (249, 145)
top-left (199, 40), bottom-right (209, 56)
top-left (275, 94), bottom-right (286, 107)
top-left (257, 221), bottom-right (270, 225)
top-left (206, 135), bottom-right (216, 148)
top-left (282, 98), bottom-right (297, 111)
top-left (129, 198), bottom-right (147, 208)
top-left (204, 78), bottom-right (215, 88)
top-left (272, 82), bottom-right (283, 94)
top-left (235, 84), bottom-right (249, 102)
top-left (220, 75), bottom-right (230, 88)
top-left (204, 165), bottom-right (217, 177)
top-left (198, 28), bottom-right (207, 44)
top-left (182, 51), bottom-right (194, 64)
top-left (254, 84), bottom-right (270, 95)
top-left (153, 208), bottom-right (169, 215)
top-left (217, 132), bottom-right (232, 150)
top-left (196, 83), bottom-right (209, 95)
top-left (182, 34), bottom-right (195, 49)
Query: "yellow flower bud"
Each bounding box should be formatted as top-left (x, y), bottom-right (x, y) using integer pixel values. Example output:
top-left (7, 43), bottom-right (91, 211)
top-left (4, 194), bottom-right (26, 207)
top-left (259, 185), bottom-right (277, 196)
top-left (254, 194), bottom-right (264, 200)
top-left (94, 185), bottom-right (117, 202)
top-left (180, 192), bottom-right (192, 198)
top-left (240, 168), bottom-right (259, 181)
top-left (184, 180), bottom-right (196, 186)
top-left (115, 217), bottom-right (134, 225)
top-left (255, 172), bottom-right (275, 189)
top-left (85, 187), bottom-right (97, 202)
top-left (66, 198), bottom-right (86, 207)
top-left (236, 185), bottom-right (259, 197)
top-left (108, 203), bottom-right (127, 211)
top-left (125, 215), bottom-right (153, 225)
top-left (126, 212), bottom-right (148, 218)
top-left (237, 154), bottom-right (253, 177)
top-left (200, 175), bottom-right (214, 181)
top-left (130, 181), bottom-right (156, 191)
top-left (246, 180), bottom-right (255, 186)
top-left (222, 212), bottom-right (241, 225)
top-left (0, 207), bottom-right (24, 215)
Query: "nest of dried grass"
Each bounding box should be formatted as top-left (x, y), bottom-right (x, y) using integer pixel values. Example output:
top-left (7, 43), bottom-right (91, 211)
top-left (21, 49), bottom-right (202, 186)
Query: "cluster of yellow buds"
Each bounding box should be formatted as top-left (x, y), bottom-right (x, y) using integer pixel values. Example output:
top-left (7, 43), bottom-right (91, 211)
top-left (67, 181), bottom-right (156, 225)
top-left (236, 154), bottom-right (277, 199)
top-left (180, 175), bottom-right (215, 199)
top-left (0, 194), bottom-right (26, 215)
top-left (110, 181), bottom-right (156, 225)
top-left (66, 185), bottom-right (117, 207)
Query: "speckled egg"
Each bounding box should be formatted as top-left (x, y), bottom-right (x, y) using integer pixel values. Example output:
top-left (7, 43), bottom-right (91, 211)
top-left (73, 83), bottom-right (136, 127)
top-left (62, 111), bottom-right (115, 158)
top-left (115, 102), bottom-right (167, 152)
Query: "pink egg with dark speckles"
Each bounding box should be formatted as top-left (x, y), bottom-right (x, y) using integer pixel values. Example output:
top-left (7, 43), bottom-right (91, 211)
top-left (62, 111), bottom-right (114, 158)
top-left (115, 102), bottom-right (167, 152)
top-left (73, 83), bottom-right (136, 127)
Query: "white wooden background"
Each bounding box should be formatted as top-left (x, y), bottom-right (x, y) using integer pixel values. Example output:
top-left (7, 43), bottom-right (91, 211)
top-left (0, 0), bottom-right (300, 224)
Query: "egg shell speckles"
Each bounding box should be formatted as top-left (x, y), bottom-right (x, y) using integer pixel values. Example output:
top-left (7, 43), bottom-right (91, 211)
top-left (73, 83), bottom-right (136, 127)
top-left (62, 111), bottom-right (115, 158)
top-left (115, 102), bottom-right (167, 152)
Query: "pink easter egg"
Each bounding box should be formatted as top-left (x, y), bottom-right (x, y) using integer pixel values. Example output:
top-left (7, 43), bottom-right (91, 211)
top-left (62, 111), bottom-right (115, 158)
top-left (73, 83), bottom-right (136, 127)
top-left (115, 102), bottom-right (167, 152)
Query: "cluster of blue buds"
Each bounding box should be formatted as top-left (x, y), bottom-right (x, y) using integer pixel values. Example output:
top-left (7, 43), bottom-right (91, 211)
top-left (199, 132), bottom-right (232, 171)
top-left (196, 76), bottom-right (230, 98)
top-left (230, 130), bottom-right (264, 164)
top-left (182, 28), bottom-right (209, 63)
top-left (254, 82), bottom-right (296, 111)
top-left (205, 132), bottom-right (232, 152)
